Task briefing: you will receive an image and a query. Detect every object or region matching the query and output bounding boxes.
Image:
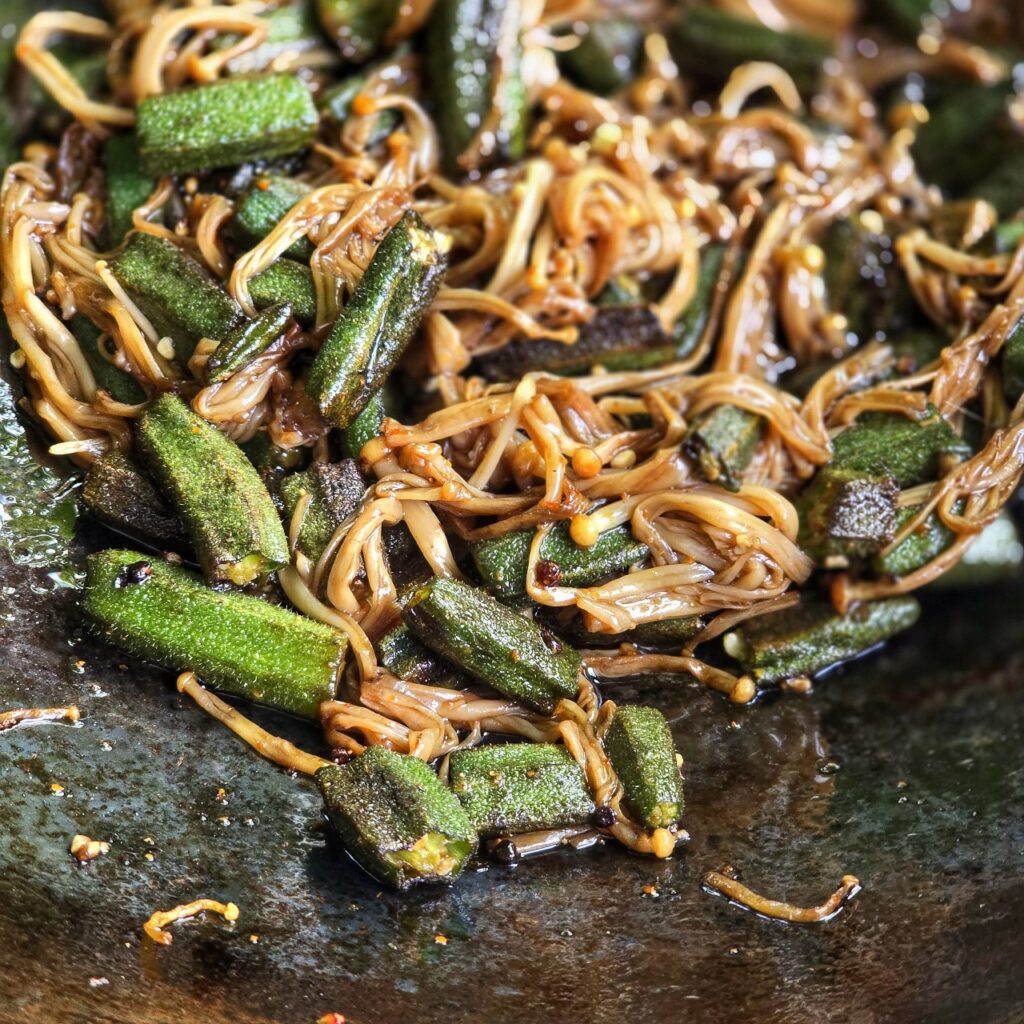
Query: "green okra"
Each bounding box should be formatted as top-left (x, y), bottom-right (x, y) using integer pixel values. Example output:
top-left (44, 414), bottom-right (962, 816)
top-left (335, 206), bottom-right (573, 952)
top-left (723, 596), bottom-right (921, 685)
top-left (83, 549), bottom-right (346, 718)
top-left (205, 303), bottom-right (294, 385)
top-left (564, 612), bottom-right (704, 650)
top-left (872, 503), bottom-right (954, 578)
top-left (317, 747), bottom-right (477, 889)
top-left (911, 84), bottom-right (1016, 194)
top-left (317, 0), bottom-right (401, 64)
top-left (603, 705), bottom-right (684, 830)
top-left (799, 467), bottom-right (900, 562)
top-left (821, 212), bottom-right (914, 345)
top-left (307, 211), bottom-right (448, 428)
top-left (82, 451), bottom-right (189, 554)
top-left (828, 410), bottom-right (971, 487)
top-left (136, 394), bottom-right (289, 587)
top-left (340, 388), bottom-right (385, 460)
top-left (673, 242), bottom-right (727, 362)
top-left (449, 744), bottom-right (595, 837)
top-left (70, 315), bottom-right (146, 405)
top-left (136, 74), bottom-right (319, 177)
top-left (232, 175), bottom-right (314, 261)
top-left (376, 621), bottom-right (470, 688)
top-left (799, 401), bottom-right (968, 563)
top-left (475, 307), bottom-right (675, 380)
top-left (111, 232), bottom-right (243, 361)
top-left (250, 259), bottom-right (318, 326)
top-left (972, 149), bottom-right (1024, 220)
top-left (684, 405), bottom-right (763, 491)
top-left (218, 0), bottom-right (332, 74)
top-left (559, 19), bottom-right (644, 95)
top-left (672, 6), bottom-right (832, 89)
top-left (403, 576), bottom-right (583, 714)
top-left (102, 133), bottom-right (157, 246)
top-left (426, 0), bottom-right (527, 173)
top-left (320, 74), bottom-right (400, 146)
top-left (278, 459), bottom-right (365, 563)
top-left (1002, 315), bottom-right (1024, 403)
top-left (471, 520), bottom-right (649, 600)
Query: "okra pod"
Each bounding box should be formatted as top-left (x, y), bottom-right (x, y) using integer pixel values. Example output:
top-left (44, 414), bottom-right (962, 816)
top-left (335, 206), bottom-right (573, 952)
top-left (475, 307), bottom-right (675, 380)
top-left (231, 175), bottom-right (314, 261)
top-left (684, 405), bottom-right (763, 491)
top-left (821, 212), bottom-right (914, 345)
top-left (320, 74), bottom-right (400, 146)
top-left (82, 450), bottom-right (189, 554)
top-left (603, 705), bottom-right (684, 829)
top-left (911, 84), bottom-right (1015, 194)
top-left (799, 467), bottom-right (899, 562)
top-left (340, 388), bottom-right (385, 460)
top-left (83, 549), bottom-right (346, 718)
top-left (317, 0), bottom-right (401, 64)
top-left (1002, 315), bottom-right (1024, 403)
top-left (672, 6), bottom-right (832, 89)
top-left (562, 612), bottom-right (704, 650)
top-left (102, 133), bottom-right (157, 246)
top-left (426, 0), bottom-right (527, 173)
top-left (278, 459), bottom-right (365, 564)
top-left (250, 259), bottom-right (318, 326)
top-left (70, 314), bottom-right (146, 405)
top-left (219, 1), bottom-right (331, 74)
top-left (449, 744), bottom-right (594, 837)
top-left (316, 748), bottom-right (477, 889)
top-left (673, 242), bottom-right (727, 362)
top-left (828, 410), bottom-right (971, 487)
top-left (307, 211), bottom-right (447, 428)
top-left (204, 303), bottom-right (294, 385)
top-left (137, 394), bottom-right (289, 587)
top-left (559, 19), bottom-right (644, 95)
top-left (402, 576), bottom-right (583, 714)
top-left (723, 596), bottom-right (921, 685)
top-left (971, 149), bottom-right (1024, 220)
top-left (872, 504), bottom-right (955, 578)
top-left (376, 621), bottom-right (470, 688)
top-left (111, 232), bottom-right (243, 361)
top-left (471, 520), bottom-right (649, 600)
top-left (136, 74), bottom-right (319, 177)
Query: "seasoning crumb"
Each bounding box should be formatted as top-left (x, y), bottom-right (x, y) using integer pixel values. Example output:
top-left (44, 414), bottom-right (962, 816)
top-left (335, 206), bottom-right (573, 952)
top-left (70, 834), bottom-right (110, 863)
top-left (88, 977), bottom-right (109, 988)
top-left (433, 934), bottom-right (448, 945)
top-left (144, 852), bottom-right (155, 862)
top-left (50, 782), bottom-right (65, 795)
top-left (143, 899), bottom-right (239, 946)
top-left (249, 934), bottom-right (260, 944)
top-left (216, 787), bottom-right (227, 802)
top-left (317, 1014), bottom-right (347, 1024)
top-left (642, 884), bottom-right (659, 897)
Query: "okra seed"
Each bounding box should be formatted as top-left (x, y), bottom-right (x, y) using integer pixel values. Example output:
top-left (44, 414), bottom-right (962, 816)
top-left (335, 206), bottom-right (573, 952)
top-left (590, 806), bottom-right (616, 829)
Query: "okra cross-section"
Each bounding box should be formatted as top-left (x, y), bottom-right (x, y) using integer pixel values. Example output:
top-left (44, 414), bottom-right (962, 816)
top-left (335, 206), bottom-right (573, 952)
top-left (83, 550), bottom-right (347, 719)
top-left (603, 706), bottom-right (684, 830)
top-left (307, 211), bottom-right (448, 429)
top-left (723, 596), bottom-right (921, 685)
top-left (137, 395), bottom-right (289, 587)
top-left (449, 743), bottom-right (595, 838)
top-left (402, 576), bottom-right (583, 714)
top-left (136, 74), bottom-right (319, 177)
top-left (317, 748), bottom-right (477, 889)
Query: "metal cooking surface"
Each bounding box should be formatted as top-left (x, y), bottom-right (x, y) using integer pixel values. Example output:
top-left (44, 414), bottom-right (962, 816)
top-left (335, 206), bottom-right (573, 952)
top-left (2, 546), bottom-right (1023, 1024)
